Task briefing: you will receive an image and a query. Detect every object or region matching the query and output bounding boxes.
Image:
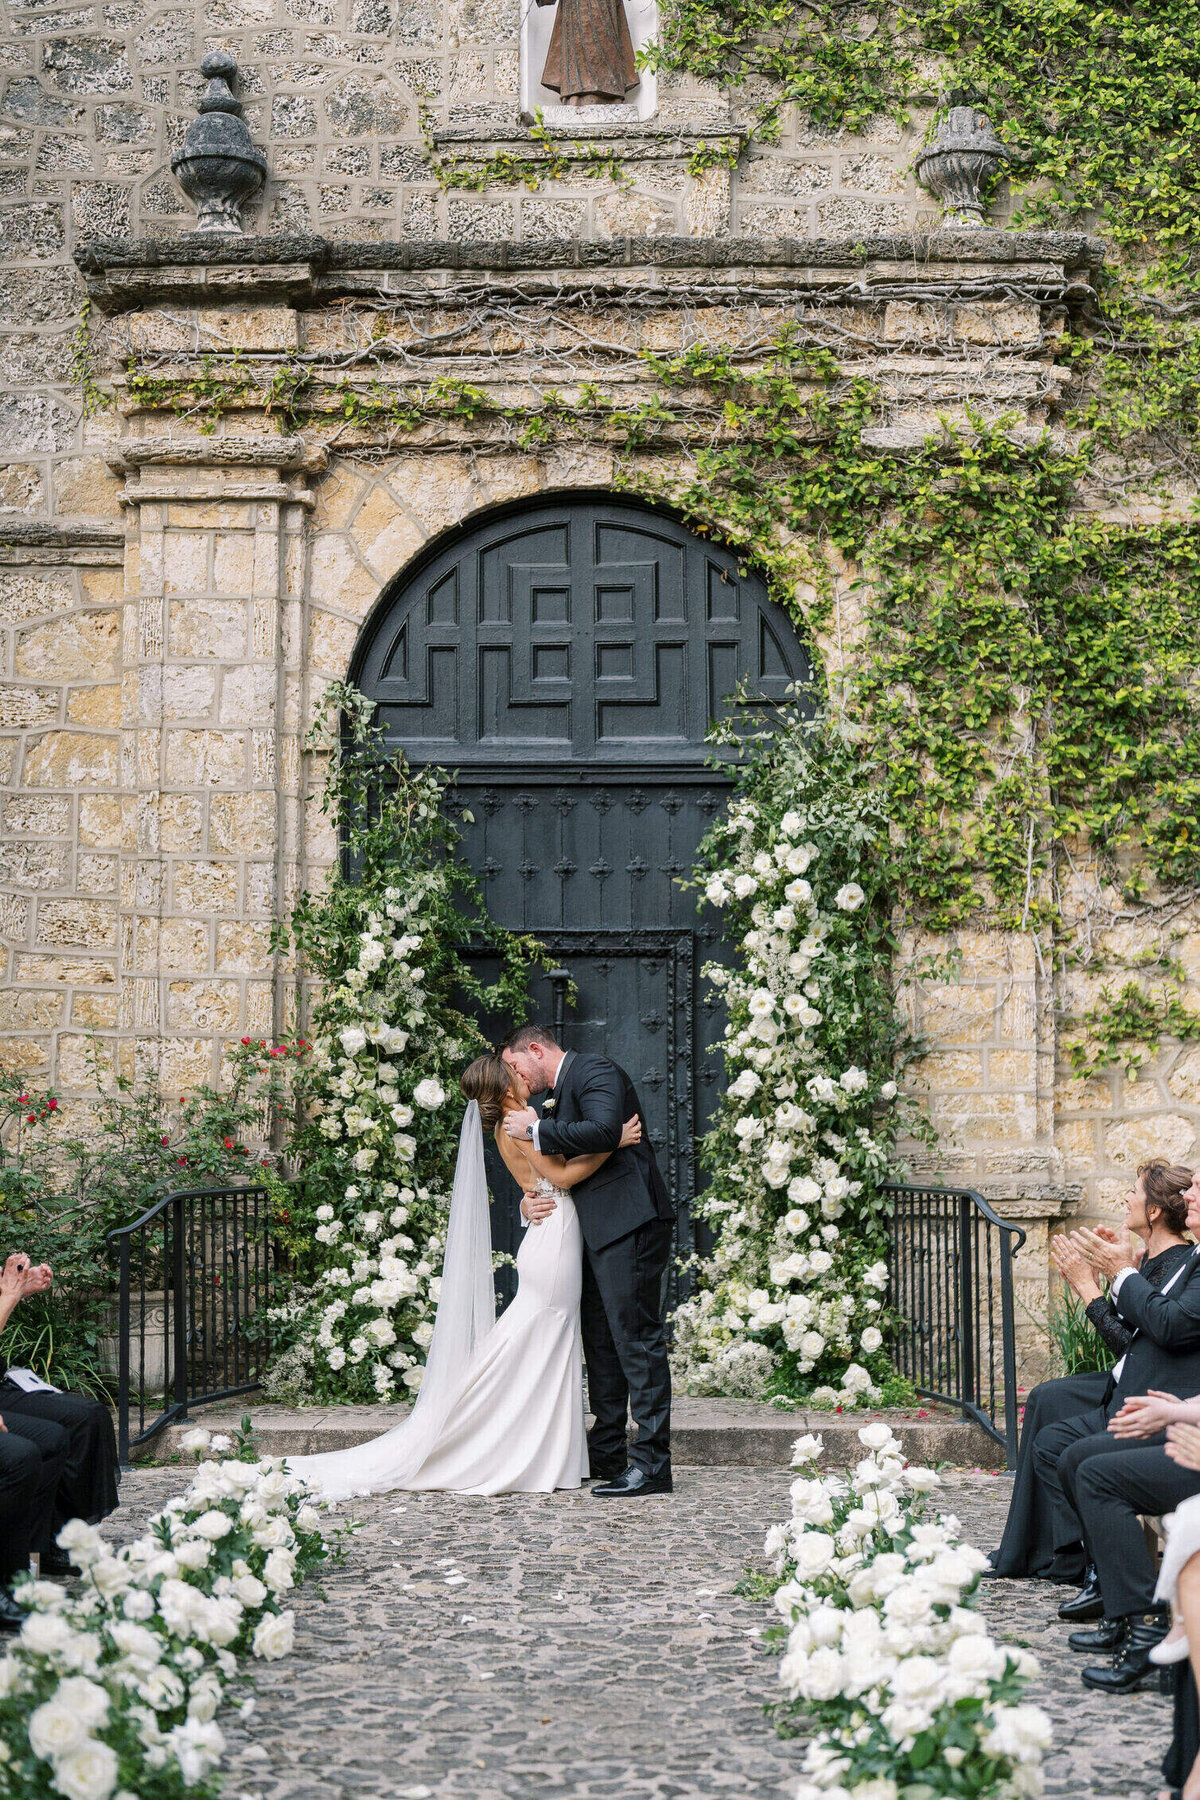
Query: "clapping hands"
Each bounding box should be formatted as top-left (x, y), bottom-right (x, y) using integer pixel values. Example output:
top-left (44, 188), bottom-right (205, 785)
top-left (0, 1252), bottom-right (51, 1302)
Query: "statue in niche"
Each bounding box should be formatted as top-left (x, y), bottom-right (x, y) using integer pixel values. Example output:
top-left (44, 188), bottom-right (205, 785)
top-left (535, 0), bottom-right (638, 106)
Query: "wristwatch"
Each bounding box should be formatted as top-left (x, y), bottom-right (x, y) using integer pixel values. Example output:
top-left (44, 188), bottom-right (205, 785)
top-left (525, 1123), bottom-right (534, 1140)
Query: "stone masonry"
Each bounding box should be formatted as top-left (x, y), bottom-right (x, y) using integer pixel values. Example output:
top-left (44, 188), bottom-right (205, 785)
top-left (0, 2), bottom-right (1191, 1380)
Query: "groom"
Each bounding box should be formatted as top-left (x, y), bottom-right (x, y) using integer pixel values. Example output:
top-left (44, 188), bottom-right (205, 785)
top-left (501, 1025), bottom-right (675, 1496)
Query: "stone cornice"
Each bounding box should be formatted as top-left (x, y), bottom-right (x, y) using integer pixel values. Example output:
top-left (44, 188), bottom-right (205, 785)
top-left (0, 518), bottom-right (126, 567)
top-left (108, 433), bottom-right (327, 505)
top-left (75, 230), bottom-right (1105, 313)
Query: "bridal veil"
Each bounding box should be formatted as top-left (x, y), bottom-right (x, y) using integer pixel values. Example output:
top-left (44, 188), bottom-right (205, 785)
top-left (283, 1100), bottom-right (496, 1500)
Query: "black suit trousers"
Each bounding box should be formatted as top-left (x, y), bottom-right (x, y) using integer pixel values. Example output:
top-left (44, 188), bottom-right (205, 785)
top-left (0, 1409), bottom-right (69, 1582)
top-left (0, 1385), bottom-right (119, 1530)
top-left (581, 1217), bottom-right (673, 1477)
top-left (1033, 1409), bottom-right (1200, 1616)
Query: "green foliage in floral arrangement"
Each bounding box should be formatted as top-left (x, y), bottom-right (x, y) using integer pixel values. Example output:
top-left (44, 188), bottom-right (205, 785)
top-left (671, 702), bottom-right (927, 1405)
top-left (0, 1047), bottom-right (290, 1394)
top-left (263, 683), bottom-right (547, 1404)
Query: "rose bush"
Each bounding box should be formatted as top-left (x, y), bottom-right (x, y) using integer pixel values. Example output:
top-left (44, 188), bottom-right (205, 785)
top-left (767, 1425), bottom-right (1051, 1800)
top-left (0, 1423), bottom-right (346, 1800)
top-left (672, 707), bottom-right (922, 1405)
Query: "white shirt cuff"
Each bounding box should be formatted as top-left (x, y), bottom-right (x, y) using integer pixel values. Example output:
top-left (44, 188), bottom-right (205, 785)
top-left (1112, 1267), bottom-right (1133, 1299)
top-left (530, 1121), bottom-right (541, 1152)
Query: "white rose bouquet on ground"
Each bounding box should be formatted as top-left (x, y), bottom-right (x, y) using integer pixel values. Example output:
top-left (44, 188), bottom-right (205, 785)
top-left (0, 1422), bottom-right (347, 1800)
top-left (766, 1424), bottom-right (1050, 1800)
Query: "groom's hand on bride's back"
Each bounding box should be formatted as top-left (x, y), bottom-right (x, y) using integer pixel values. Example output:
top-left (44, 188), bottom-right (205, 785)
top-left (521, 1190), bottom-right (557, 1225)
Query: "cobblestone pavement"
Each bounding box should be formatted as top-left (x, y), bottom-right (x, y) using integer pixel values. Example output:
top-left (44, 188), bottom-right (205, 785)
top-left (107, 1466), bottom-right (1170, 1800)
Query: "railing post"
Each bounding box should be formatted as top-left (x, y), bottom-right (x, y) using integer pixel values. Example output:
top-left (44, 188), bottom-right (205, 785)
top-left (172, 1192), bottom-right (189, 1422)
top-left (958, 1195), bottom-right (975, 1424)
top-left (116, 1233), bottom-right (131, 1470)
top-left (999, 1228), bottom-right (1020, 1469)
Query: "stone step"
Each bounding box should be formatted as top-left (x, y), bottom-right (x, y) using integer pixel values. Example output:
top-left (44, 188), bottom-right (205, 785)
top-left (134, 1395), bottom-right (1008, 1470)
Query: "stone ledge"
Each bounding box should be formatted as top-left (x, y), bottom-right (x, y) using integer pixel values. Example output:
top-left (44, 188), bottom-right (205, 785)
top-left (76, 229), bottom-right (1105, 312)
top-left (0, 519), bottom-right (126, 567)
top-left (136, 1396), bottom-right (1008, 1470)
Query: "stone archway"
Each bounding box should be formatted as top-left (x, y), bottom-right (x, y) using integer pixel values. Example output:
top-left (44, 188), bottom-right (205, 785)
top-left (352, 491), bottom-right (813, 1288)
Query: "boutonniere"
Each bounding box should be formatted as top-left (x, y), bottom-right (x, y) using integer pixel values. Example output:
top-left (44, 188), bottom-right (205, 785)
top-left (542, 1096), bottom-right (557, 1114)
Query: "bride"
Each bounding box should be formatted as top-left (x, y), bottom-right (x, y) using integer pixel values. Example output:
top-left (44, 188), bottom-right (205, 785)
top-left (285, 1052), bottom-right (643, 1500)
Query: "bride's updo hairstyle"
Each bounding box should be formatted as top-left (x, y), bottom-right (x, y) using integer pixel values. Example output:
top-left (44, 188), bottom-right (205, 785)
top-left (460, 1054), bottom-right (517, 1133)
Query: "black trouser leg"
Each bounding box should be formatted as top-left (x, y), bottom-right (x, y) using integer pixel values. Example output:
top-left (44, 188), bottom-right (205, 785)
top-left (0, 1387), bottom-right (119, 1528)
top-left (1070, 1442), bottom-right (1200, 1619)
top-left (585, 1219), bottom-right (672, 1477)
top-left (1031, 1406), bottom-right (1111, 1555)
top-left (0, 1432), bottom-right (41, 1583)
top-left (0, 1414), bottom-right (68, 1578)
top-left (993, 1373), bottom-right (1109, 1578)
top-left (581, 1245), bottom-right (629, 1469)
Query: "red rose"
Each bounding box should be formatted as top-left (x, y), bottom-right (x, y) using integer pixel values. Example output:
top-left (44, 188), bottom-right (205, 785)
top-left (46, 1098), bottom-right (57, 1111)
top-left (223, 1137), bottom-right (234, 1149)
top-left (241, 1037), bottom-right (251, 1046)
top-left (26, 1114), bottom-right (35, 1124)
top-left (161, 1136), bottom-right (170, 1146)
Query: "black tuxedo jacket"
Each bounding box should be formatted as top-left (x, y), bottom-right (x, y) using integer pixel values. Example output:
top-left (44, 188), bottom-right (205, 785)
top-left (534, 1051), bottom-right (673, 1253)
top-left (1110, 1247), bottom-right (1200, 1404)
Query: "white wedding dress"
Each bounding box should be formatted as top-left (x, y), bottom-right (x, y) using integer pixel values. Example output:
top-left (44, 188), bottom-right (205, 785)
top-left (286, 1103), bottom-right (588, 1500)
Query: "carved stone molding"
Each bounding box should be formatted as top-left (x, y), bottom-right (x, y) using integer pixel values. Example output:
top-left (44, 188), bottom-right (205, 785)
top-left (108, 434), bottom-right (328, 506)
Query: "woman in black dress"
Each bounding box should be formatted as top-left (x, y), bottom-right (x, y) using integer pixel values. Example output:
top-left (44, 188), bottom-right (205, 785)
top-left (990, 1159), bottom-right (1193, 1581)
top-left (0, 1253), bottom-right (119, 1595)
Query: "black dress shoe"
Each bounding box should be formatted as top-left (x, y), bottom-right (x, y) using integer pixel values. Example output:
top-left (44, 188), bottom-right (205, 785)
top-left (1068, 1617), bottom-right (1125, 1653)
top-left (1082, 1611), bottom-right (1170, 1692)
top-left (1058, 1566), bottom-right (1104, 1622)
top-left (0, 1587), bottom-right (23, 1634)
top-left (39, 1546), bottom-right (80, 1579)
top-left (592, 1465), bottom-right (673, 1498)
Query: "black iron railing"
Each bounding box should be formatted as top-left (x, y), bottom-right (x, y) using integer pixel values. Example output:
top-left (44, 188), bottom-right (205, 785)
top-left (882, 1182), bottom-right (1026, 1467)
top-left (106, 1185), bottom-right (276, 1466)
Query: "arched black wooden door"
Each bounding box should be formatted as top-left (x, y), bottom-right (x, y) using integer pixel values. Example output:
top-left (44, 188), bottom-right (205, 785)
top-left (353, 494), bottom-right (812, 1296)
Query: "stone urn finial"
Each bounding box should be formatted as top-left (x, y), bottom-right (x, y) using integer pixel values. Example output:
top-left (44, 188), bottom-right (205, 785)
top-left (915, 106), bottom-right (1011, 227)
top-left (171, 51), bottom-right (267, 235)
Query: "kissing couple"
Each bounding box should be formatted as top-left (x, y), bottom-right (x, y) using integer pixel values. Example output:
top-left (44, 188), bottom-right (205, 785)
top-left (289, 1026), bottom-right (676, 1500)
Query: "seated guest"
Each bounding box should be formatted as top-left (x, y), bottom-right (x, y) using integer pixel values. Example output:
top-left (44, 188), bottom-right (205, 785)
top-left (990, 1160), bottom-right (1193, 1581)
top-left (1029, 1166), bottom-right (1200, 1690)
top-left (0, 1400), bottom-right (69, 1630)
top-left (0, 1252), bottom-right (119, 1598)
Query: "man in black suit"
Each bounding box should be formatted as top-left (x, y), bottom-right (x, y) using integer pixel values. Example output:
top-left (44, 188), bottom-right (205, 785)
top-left (1031, 1205), bottom-right (1200, 1689)
top-left (502, 1025), bottom-right (675, 1497)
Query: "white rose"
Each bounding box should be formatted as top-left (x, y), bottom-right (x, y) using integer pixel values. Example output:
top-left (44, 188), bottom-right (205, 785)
top-left (173, 1539), bottom-right (211, 1570)
top-left (903, 1466), bottom-right (941, 1493)
top-left (190, 1509), bottom-right (234, 1541)
top-left (791, 1432), bottom-right (824, 1465)
top-left (232, 1572), bottom-right (268, 1607)
top-left (860, 1325), bottom-right (884, 1354)
top-left (798, 1645), bottom-right (847, 1701)
top-left (178, 1427), bottom-right (211, 1455)
top-left (791, 1532), bottom-right (835, 1578)
top-left (263, 1548), bottom-right (295, 1593)
top-left (835, 882), bottom-right (865, 911)
top-left (982, 1703), bottom-right (1053, 1763)
top-left (29, 1695), bottom-right (93, 1760)
top-left (705, 876), bottom-right (730, 906)
top-left (51, 1739), bottom-right (120, 1800)
top-left (857, 1422), bottom-right (897, 1454)
top-left (339, 1026), bottom-right (368, 1057)
top-left (294, 1505), bottom-right (322, 1534)
top-left (413, 1078), bottom-right (446, 1109)
top-left (880, 1080), bottom-right (898, 1100)
top-left (252, 1609), bottom-right (296, 1660)
top-left (733, 873), bottom-right (758, 899)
